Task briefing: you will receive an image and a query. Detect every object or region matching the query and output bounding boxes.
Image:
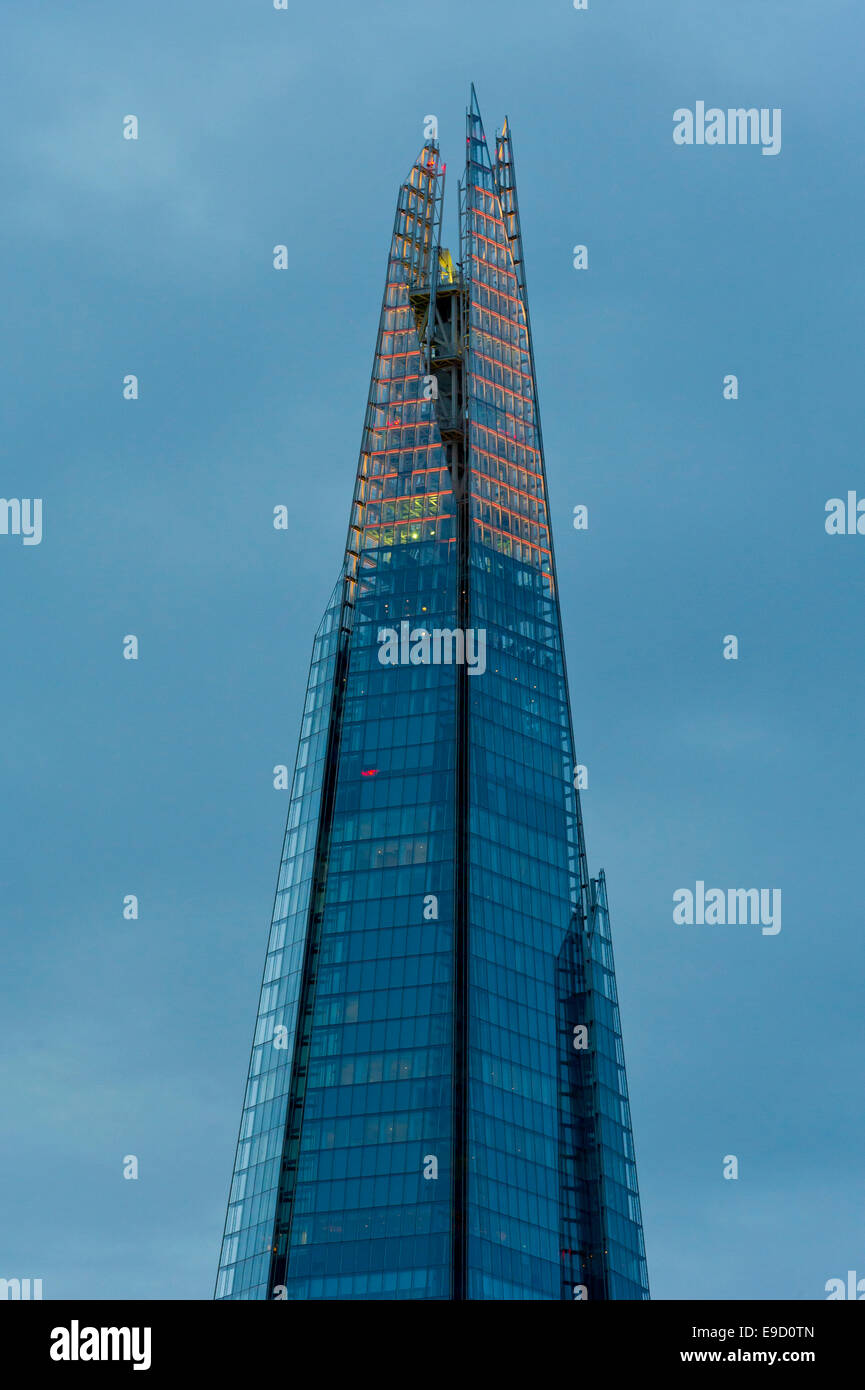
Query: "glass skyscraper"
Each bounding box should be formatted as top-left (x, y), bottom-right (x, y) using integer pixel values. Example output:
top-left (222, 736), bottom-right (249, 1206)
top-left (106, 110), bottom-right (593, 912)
top-left (215, 90), bottom-right (649, 1302)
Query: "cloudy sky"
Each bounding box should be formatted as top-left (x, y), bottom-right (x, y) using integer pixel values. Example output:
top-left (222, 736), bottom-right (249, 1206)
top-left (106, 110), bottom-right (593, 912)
top-left (1, 0), bottom-right (862, 1300)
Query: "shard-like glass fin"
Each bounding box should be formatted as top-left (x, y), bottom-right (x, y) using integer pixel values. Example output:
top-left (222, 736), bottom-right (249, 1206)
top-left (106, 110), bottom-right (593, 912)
top-left (461, 91), bottom-right (648, 1299)
top-left (463, 91), bottom-right (577, 1298)
top-left (266, 141), bottom-right (459, 1300)
top-left (215, 573), bottom-right (348, 1300)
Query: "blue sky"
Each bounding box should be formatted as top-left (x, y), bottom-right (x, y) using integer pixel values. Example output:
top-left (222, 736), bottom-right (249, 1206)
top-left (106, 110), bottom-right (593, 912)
top-left (1, 0), bottom-right (863, 1299)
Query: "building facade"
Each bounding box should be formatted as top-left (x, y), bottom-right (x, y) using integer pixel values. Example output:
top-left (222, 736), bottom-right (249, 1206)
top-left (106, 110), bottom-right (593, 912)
top-left (215, 90), bottom-right (649, 1301)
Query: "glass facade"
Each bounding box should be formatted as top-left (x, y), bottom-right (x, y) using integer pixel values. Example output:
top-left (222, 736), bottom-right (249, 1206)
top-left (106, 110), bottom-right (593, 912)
top-left (216, 91), bottom-right (649, 1301)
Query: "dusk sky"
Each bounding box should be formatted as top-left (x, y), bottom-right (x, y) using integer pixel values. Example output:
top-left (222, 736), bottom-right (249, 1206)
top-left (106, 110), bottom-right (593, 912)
top-left (1, 0), bottom-right (863, 1299)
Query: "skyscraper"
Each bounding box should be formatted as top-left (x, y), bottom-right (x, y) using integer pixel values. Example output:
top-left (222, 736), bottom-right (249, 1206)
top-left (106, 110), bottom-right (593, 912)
top-left (215, 89), bottom-right (649, 1302)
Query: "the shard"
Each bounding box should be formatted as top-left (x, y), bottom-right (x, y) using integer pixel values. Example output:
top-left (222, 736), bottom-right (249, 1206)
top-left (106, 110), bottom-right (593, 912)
top-left (215, 89), bottom-right (649, 1301)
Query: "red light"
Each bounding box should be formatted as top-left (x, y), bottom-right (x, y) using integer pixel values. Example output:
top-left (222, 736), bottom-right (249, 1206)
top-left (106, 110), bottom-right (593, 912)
top-left (361, 769), bottom-right (379, 778)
